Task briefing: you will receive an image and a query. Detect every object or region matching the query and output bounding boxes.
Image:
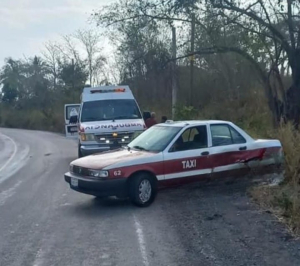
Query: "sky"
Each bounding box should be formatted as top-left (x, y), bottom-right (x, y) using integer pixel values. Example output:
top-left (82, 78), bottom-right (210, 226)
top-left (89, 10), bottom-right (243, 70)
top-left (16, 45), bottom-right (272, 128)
top-left (0, 0), bottom-right (115, 64)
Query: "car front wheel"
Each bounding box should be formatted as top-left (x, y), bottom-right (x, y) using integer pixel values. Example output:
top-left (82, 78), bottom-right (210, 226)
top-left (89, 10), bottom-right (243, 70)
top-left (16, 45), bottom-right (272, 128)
top-left (129, 173), bottom-right (157, 207)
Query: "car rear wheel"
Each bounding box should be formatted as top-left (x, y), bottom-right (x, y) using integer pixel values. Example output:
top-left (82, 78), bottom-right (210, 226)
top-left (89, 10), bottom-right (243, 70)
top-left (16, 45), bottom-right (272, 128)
top-left (129, 173), bottom-right (157, 207)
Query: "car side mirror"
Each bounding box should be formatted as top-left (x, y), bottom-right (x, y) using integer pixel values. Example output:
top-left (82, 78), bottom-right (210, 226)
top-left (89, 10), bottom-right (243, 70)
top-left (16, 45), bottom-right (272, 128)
top-left (69, 115), bottom-right (78, 124)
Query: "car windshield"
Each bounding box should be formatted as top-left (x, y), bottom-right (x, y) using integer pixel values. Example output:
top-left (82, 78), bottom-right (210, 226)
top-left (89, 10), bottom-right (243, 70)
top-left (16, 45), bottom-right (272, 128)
top-left (80, 99), bottom-right (142, 122)
top-left (128, 125), bottom-right (182, 152)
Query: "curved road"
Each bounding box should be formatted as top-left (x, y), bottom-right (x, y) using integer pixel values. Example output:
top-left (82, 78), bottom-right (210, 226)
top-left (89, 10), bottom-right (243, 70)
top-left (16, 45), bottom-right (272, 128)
top-left (0, 128), bottom-right (300, 266)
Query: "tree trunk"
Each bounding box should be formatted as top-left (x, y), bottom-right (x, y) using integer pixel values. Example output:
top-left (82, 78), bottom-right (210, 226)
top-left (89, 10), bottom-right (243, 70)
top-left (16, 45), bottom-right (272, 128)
top-left (286, 49), bottom-right (300, 128)
top-left (266, 81), bottom-right (280, 128)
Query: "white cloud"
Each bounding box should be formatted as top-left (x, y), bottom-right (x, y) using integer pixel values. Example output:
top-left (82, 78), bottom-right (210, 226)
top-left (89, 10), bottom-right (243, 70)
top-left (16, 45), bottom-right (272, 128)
top-left (0, 0), bottom-right (115, 63)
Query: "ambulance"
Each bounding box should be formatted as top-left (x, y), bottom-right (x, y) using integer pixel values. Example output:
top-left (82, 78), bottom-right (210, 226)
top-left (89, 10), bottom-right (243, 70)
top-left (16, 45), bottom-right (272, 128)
top-left (64, 85), bottom-right (146, 157)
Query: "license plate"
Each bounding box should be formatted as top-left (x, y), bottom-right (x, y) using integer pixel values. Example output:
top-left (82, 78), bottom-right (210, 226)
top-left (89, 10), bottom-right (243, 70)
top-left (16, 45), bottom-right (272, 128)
top-left (67, 126), bottom-right (78, 133)
top-left (71, 177), bottom-right (78, 187)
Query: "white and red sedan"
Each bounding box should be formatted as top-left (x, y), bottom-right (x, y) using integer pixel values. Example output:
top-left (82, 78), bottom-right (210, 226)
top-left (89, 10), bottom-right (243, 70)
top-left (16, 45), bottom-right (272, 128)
top-left (64, 120), bottom-right (283, 207)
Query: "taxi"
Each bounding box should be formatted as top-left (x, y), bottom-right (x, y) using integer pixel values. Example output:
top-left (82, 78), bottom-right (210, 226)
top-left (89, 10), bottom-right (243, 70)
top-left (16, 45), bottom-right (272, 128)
top-left (64, 120), bottom-right (283, 207)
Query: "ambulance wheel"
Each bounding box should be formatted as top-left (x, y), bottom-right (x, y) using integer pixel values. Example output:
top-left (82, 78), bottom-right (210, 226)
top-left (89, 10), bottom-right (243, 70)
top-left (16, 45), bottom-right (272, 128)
top-left (129, 173), bottom-right (157, 207)
top-left (78, 145), bottom-right (83, 158)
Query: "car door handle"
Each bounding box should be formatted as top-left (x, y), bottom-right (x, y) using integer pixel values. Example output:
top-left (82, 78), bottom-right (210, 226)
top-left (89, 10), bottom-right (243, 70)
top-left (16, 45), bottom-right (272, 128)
top-left (201, 151), bottom-right (209, 156)
top-left (239, 146), bottom-right (247, 151)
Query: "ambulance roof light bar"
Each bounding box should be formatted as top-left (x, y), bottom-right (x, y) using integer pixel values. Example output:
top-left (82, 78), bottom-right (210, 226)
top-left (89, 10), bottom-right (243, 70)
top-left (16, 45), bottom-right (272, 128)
top-left (90, 88), bottom-right (126, 94)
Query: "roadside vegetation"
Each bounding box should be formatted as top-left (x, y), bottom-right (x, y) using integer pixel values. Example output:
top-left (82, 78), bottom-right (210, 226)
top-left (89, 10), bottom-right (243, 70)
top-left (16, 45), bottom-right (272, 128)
top-left (0, 30), bottom-right (109, 132)
top-left (1, 1), bottom-right (300, 233)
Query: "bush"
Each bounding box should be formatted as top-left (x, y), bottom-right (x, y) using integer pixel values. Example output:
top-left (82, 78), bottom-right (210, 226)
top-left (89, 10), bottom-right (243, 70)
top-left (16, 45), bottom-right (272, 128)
top-left (175, 105), bottom-right (199, 120)
top-left (248, 123), bottom-right (300, 234)
top-left (0, 104), bottom-right (63, 132)
top-left (276, 123), bottom-right (300, 184)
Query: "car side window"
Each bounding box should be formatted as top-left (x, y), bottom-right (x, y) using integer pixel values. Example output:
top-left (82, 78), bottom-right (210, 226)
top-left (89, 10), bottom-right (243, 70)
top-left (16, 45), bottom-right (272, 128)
top-left (169, 126), bottom-right (208, 152)
top-left (230, 126), bottom-right (246, 144)
top-left (211, 124), bottom-right (246, 146)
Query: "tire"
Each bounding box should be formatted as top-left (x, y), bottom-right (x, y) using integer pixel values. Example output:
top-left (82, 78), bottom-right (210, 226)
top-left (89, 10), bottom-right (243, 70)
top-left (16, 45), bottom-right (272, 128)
top-left (78, 144), bottom-right (83, 158)
top-left (129, 173), bottom-right (157, 207)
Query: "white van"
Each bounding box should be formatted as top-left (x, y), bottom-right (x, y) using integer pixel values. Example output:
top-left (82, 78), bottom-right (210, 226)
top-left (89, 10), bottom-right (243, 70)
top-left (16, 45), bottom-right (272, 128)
top-left (64, 85), bottom-right (146, 157)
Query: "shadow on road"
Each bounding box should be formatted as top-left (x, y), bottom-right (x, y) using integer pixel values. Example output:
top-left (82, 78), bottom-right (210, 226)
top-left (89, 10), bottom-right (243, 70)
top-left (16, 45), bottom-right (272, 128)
top-left (65, 175), bottom-right (258, 219)
top-left (65, 196), bottom-right (137, 219)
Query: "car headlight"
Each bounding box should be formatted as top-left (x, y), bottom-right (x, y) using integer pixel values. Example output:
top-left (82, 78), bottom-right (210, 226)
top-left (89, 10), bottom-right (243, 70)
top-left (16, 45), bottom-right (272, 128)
top-left (89, 170), bottom-right (109, 178)
top-left (80, 133), bottom-right (95, 141)
top-left (69, 164), bottom-right (74, 173)
top-left (132, 130), bottom-right (144, 139)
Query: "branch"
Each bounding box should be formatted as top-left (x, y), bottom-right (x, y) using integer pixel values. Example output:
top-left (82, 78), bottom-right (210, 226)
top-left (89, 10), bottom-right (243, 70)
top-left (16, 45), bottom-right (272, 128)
top-left (97, 7), bottom-right (209, 32)
top-left (264, 39), bottom-right (275, 63)
top-left (223, 13), bottom-right (275, 40)
top-left (258, 0), bottom-right (272, 25)
top-left (141, 13), bottom-right (192, 23)
top-left (138, 12), bottom-right (209, 32)
top-left (99, 13), bottom-right (192, 27)
top-left (287, 0), bottom-right (296, 49)
top-left (212, 0), bottom-right (291, 51)
top-left (166, 46), bottom-right (267, 82)
top-left (208, 1), bottom-right (257, 27)
top-left (101, 15), bottom-right (141, 27)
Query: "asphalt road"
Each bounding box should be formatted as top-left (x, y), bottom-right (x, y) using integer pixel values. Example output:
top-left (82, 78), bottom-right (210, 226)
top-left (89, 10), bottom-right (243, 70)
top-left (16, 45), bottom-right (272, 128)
top-left (0, 128), bottom-right (300, 266)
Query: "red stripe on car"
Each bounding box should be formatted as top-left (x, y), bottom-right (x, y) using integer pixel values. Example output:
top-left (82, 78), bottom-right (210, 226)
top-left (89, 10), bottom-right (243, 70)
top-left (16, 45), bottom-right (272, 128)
top-left (108, 147), bottom-right (281, 179)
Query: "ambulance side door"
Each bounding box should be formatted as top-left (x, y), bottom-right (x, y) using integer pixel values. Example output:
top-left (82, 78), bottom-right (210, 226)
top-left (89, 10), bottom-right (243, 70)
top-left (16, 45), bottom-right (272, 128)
top-left (64, 104), bottom-right (80, 138)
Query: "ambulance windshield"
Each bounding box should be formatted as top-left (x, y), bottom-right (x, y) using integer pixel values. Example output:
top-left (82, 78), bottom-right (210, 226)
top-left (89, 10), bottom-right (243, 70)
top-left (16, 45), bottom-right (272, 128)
top-left (81, 99), bottom-right (142, 122)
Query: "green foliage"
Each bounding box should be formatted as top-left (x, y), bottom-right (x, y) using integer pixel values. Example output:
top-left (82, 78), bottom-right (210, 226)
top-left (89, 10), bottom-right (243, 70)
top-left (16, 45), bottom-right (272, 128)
top-left (174, 105), bottom-right (199, 120)
top-left (2, 83), bottom-right (18, 103)
top-left (58, 61), bottom-right (88, 91)
top-left (0, 103), bottom-right (65, 132)
top-left (0, 55), bottom-right (89, 132)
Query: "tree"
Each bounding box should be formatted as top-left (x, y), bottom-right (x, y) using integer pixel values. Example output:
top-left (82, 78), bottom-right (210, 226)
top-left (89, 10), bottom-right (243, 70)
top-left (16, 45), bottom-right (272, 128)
top-left (99, 9), bottom-right (172, 104)
top-left (209, 0), bottom-right (300, 126)
top-left (0, 56), bottom-right (52, 113)
top-left (74, 29), bottom-right (107, 86)
top-left (58, 60), bottom-right (88, 97)
top-left (42, 42), bottom-right (61, 90)
top-left (25, 56), bottom-right (52, 112)
top-left (0, 58), bottom-right (26, 100)
top-left (94, 0), bottom-right (300, 127)
top-left (1, 83), bottom-right (18, 103)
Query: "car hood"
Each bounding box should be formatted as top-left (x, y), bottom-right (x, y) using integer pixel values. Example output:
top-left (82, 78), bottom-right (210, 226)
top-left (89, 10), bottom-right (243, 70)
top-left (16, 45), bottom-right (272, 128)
top-left (80, 119), bottom-right (145, 134)
top-left (71, 149), bottom-right (155, 170)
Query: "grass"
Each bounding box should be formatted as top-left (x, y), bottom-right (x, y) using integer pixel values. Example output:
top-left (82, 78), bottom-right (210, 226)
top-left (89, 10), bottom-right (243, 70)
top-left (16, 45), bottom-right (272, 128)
top-left (0, 105), bottom-right (65, 133)
top-left (251, 184), bottom-right (300, 236)
top-left (250, 123), bottom-right (300, 235)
